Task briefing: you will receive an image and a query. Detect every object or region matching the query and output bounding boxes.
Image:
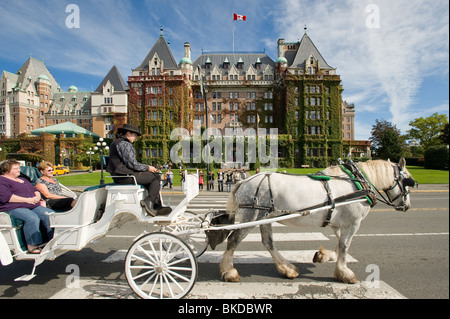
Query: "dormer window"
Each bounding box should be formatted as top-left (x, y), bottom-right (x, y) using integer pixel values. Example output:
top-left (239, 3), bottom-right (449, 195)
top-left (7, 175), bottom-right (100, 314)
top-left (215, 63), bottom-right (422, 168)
top-left (255, 57), bottom-right (262, 69)
top-left (237, 57), bottom-right (243, 69)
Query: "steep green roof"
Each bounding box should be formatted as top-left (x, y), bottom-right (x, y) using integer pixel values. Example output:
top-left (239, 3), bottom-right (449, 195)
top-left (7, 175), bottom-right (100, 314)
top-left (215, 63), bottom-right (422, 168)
top-left (31, 122), bottom-right (99, 138)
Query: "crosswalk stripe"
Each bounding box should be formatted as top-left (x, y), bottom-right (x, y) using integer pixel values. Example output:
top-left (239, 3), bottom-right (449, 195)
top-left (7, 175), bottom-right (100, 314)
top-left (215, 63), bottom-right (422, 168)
top-left (49, 279), bottom-right (406, 299)
top-left (102, 249), bottom-right (357, 264)
top-left (243, 232), bottom-right (328, 241)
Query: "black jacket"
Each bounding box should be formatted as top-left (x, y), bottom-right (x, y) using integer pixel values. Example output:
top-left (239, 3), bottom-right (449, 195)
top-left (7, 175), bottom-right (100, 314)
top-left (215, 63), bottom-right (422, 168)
top-left (107, 137), bottom-right (148, 175)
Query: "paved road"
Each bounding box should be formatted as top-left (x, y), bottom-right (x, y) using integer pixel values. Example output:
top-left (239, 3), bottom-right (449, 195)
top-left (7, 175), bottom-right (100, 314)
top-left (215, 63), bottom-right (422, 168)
top-left (0, 184), bottom-right (448, 300)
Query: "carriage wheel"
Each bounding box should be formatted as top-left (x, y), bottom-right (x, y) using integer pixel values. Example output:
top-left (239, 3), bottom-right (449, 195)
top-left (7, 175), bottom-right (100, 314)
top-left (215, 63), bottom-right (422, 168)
top-left (125, 232), bottom-right (198, 299)
top-left (163, 211), bottom-right (208, 258)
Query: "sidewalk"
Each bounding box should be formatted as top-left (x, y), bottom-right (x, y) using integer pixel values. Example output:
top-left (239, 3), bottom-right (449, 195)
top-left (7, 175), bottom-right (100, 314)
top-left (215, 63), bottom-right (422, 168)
top-left (411, 184), bottom-right (449, 192)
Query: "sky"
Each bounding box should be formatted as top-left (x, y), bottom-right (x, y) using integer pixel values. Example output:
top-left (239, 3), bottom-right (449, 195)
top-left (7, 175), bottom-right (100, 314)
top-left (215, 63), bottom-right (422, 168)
top-left (0, 0), bottom-right (448, 140)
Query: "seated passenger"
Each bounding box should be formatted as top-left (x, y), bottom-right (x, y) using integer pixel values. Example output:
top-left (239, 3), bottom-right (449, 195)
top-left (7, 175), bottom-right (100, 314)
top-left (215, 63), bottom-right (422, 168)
top-left (107, 124), bottom-right (172, 216)
top-left (0, 160), bottom-right (54, 254)
top-left (35, 162), bottom-right (76, 212)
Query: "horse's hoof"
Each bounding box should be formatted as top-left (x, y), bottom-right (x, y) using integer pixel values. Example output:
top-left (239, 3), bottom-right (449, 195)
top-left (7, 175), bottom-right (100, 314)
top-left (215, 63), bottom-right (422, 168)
top-left (222, 268), bottom-right (241, 282)
top-left (313, 251), bottom-right (322, 263)
top-left (334, 269), bottom-right (358, 284)
top-left (276, 264), bottom-right (299, 279)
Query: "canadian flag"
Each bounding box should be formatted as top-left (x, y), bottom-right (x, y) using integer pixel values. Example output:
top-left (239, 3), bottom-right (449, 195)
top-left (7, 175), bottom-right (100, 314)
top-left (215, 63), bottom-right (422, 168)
top-left (233, 13), bottom-right (246, 21)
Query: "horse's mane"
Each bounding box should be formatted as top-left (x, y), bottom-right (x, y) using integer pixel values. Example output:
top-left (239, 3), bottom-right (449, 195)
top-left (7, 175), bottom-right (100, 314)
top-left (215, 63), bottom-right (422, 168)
top-left (323, 160), bottom-right (395, 189)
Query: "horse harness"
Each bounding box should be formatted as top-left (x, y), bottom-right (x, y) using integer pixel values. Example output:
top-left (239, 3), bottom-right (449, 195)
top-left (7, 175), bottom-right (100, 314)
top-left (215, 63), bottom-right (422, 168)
top-left (238, 161), bottom-right (377, 228)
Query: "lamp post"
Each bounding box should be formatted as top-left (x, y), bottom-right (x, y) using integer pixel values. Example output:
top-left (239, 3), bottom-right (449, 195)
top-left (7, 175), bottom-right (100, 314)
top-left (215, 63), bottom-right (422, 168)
top-left (86, 147), bottom-right (94, 173)
top-left (198, 66), bottom-right (210, 189)
top-left (94, 138), bottom-right (109, 185)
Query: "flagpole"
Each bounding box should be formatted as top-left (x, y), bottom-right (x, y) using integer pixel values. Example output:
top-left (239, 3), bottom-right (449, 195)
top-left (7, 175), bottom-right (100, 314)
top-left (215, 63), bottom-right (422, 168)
top-left (232, 20), bottom-right (235, 54)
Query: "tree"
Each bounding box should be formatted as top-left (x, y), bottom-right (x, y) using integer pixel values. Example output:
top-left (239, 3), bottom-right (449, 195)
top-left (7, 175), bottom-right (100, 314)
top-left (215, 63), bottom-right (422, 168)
top-left (407, 113), bottom-right (448, 150)
top-left (370, 119), bottom-right (404, 161)
top-left (439, 123), bottom-right (449, 145)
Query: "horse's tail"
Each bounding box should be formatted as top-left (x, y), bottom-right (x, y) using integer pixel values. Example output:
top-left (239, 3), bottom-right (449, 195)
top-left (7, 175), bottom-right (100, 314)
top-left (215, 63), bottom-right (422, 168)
top-left (226, 180), bottom-right (243, 216)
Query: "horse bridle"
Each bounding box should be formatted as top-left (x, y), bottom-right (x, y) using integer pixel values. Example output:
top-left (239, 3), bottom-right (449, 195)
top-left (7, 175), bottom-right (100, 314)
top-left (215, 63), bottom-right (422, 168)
top-left (373, 163), bottom-right (415, 211)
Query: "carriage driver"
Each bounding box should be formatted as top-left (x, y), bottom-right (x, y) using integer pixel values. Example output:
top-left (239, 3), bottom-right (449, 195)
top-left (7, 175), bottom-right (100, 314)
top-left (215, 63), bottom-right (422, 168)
top-left (107, 124), bottom-right (172, 216)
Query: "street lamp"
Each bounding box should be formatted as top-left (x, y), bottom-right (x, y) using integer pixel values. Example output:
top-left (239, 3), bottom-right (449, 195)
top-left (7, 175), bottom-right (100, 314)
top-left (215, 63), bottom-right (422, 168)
top-left (86, 147), bottom-right (94, 173)
top-left (94, 138), bottom-right (109, 185)
top-left (198, 66), bottom-right (210, 189)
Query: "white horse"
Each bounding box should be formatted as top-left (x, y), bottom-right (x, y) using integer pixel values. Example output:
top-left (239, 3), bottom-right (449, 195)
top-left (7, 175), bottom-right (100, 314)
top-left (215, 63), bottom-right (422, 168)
top-left (220, 158), bottom-right (415, 284)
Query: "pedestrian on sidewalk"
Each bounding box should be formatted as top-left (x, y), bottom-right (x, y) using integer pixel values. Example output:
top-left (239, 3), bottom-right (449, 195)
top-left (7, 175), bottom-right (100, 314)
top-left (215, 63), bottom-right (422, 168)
top-left (226, 170), bottom-right (233, 192)
top-left (217, 169), bottom-right (224, 192)
top-left (199, 170), bottom-right (204, 191)
top-left (162, 169), bottom-right (173, 189)
top-left (207, 171), bottom-right (215, 190)
top-left (180, 170), bottom-right (185, 189)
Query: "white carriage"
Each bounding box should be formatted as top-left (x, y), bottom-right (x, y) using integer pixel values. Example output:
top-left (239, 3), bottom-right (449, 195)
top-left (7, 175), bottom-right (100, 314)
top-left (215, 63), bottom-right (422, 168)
top-left (0, 169), bottom-right (206, 299)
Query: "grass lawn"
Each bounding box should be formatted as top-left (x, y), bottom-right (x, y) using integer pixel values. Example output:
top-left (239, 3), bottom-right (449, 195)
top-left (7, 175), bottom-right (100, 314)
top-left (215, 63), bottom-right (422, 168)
top-left (55, 166), bottom-right (448, 187)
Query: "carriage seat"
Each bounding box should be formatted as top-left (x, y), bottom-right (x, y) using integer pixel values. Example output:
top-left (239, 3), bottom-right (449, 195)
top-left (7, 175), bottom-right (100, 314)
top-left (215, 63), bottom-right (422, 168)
top-left (20, 166), bottom-right (41, 184)
top-left (0, 212), bottom-right (27, 251)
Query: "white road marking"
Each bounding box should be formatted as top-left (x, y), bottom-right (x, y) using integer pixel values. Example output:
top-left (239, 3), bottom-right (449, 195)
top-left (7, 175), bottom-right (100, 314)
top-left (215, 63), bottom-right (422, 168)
top-left (101, 249), bottom-right (357, 264)
top-left (50, 279), bottom-right (406, 299)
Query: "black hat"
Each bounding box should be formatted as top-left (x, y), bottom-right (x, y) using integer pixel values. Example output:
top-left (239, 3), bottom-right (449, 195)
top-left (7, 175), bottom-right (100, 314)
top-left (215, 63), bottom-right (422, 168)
top-left (118, 124), bottom-right (141, 136)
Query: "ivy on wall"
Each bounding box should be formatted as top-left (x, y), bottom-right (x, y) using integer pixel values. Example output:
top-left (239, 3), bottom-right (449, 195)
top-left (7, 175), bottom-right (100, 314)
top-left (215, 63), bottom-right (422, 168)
top-left (282, 74), bottom-right (343, 167)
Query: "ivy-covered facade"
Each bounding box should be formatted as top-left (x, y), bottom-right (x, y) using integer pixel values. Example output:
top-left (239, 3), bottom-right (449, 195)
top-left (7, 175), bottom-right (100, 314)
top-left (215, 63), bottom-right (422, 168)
top-left (127, 31), bottom-right (345, 168)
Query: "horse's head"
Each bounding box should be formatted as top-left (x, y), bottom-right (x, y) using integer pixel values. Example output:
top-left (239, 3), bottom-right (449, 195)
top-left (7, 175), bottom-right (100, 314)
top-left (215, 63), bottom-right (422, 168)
top-left (384, 158), bottom-right (416, 212)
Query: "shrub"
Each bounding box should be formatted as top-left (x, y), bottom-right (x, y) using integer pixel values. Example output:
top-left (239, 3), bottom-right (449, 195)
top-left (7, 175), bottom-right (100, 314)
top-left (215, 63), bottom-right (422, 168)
top-left (424, 146), bottom-right (449, 170)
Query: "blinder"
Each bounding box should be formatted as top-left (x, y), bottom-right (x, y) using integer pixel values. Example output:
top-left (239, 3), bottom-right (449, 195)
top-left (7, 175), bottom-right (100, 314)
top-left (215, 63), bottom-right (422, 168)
top-left (385, 164), bottom-right (415, 211)
top-left (402, 177), bottom-right (416, 188)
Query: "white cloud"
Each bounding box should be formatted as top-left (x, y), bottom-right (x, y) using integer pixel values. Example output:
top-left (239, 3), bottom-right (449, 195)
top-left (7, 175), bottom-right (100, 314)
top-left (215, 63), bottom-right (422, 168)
top-left (276, 0), bottom-right (449, 136)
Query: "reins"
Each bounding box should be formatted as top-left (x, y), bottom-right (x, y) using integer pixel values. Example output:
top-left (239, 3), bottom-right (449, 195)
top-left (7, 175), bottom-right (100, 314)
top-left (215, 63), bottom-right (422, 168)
top-left (238, 161), bottom-right (377, 227)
